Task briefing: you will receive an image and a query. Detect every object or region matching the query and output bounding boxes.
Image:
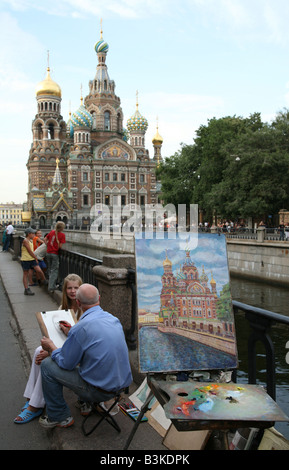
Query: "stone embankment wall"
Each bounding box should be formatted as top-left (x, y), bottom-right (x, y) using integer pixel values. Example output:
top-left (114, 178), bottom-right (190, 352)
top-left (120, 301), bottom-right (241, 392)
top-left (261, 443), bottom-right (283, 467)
top-left (158, 325), bottom-right (237, 356)
top-left (226, 239), bottom-right (289, 286)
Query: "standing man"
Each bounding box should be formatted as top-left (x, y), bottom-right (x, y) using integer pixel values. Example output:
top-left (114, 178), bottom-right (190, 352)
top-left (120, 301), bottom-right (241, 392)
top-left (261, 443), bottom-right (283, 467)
top-left (39, 284), bottom-right (132, 428)
top-left (3, 221), bottom-right (14, 252)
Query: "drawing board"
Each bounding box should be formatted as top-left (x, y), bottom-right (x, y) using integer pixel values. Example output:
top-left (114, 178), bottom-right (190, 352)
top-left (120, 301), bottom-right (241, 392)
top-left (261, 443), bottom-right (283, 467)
top-left (135, 233), bottom-right (238, 373)
top-left (36, 309), bottom-right (77, 348)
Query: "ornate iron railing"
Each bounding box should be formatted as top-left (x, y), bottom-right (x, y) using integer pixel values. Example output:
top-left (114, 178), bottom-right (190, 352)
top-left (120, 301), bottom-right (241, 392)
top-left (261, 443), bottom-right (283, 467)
top-left (232, 300), bottom-right (289, 400)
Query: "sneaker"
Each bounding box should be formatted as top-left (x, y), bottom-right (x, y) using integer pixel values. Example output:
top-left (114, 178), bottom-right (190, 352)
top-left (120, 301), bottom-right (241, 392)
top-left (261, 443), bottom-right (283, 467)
top-left (39, 415), bottom-right (74, 428)
top-left (75, 400), bottom-right (92, 416)
top-left (24, 288), bottom-right (35, 296)
top-left (99, 401), bottom-right (119, 416)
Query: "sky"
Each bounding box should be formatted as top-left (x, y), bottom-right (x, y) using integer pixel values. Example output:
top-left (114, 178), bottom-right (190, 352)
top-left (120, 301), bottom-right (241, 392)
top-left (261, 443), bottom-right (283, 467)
top-left (2, 0), bottom-right (289, 204)
top-left (135, 233), bottom-right (229, 312)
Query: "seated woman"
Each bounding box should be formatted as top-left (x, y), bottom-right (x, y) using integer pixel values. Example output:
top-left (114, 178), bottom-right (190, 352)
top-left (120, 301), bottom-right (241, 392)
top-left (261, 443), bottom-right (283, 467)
top-left (14, 274), bottom-right (83, 423)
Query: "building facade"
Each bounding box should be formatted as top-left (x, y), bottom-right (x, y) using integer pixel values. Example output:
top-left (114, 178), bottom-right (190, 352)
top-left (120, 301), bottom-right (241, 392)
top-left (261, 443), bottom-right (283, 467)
top-left (0, 203), bottom-right (23, 227)
top-left (27, 30), bottom-right (163, 228)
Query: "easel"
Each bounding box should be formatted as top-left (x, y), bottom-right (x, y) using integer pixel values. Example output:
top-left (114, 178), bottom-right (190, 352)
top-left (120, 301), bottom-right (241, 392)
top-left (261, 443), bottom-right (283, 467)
top-left (124, 373), bottom-right (289, 450)
top-left (130, 235), bottom-right (289, 450)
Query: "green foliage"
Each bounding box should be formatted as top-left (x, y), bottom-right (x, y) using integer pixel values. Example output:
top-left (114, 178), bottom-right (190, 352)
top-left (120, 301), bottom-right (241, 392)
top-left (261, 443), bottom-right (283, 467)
top-left (216, 283), bottom-right (233, 322)
top-left (158, 110), bottom-right (289, 220)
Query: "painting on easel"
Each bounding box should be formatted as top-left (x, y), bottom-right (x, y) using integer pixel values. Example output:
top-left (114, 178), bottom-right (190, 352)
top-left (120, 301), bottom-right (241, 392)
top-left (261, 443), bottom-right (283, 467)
top-left (135, 233), bottom-right (238, 373)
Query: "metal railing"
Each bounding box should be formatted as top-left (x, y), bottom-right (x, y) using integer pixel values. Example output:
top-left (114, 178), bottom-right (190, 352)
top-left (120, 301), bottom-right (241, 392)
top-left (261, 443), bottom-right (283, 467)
top-left (232, 300), bottom-right (289, 400)
top-left (58, 248), bottom-right (102, 288)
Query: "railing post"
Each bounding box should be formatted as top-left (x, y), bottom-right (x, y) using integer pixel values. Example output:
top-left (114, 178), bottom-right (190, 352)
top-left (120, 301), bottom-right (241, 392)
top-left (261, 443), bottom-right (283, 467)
top-left (245, 311), bottom-right (276, 400)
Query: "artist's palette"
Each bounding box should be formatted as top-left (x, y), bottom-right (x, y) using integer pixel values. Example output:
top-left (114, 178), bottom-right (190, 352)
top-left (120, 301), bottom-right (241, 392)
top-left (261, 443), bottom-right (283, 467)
top-left (153, 381), bottom-right (289, 423)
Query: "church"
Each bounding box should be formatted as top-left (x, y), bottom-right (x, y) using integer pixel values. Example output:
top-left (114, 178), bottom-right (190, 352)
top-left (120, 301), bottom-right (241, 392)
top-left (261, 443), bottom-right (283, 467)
top-left (26, 27), bottom-right (163, 228)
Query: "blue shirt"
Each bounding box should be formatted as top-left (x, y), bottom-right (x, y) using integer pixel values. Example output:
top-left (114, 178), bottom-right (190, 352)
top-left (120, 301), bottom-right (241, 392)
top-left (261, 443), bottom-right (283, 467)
top-left (51, 305), bottom-right (132, 392)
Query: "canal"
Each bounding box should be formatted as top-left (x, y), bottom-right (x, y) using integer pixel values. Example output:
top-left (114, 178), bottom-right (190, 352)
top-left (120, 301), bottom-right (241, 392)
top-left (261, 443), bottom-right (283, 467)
top-left (65, 241), bottom-right (289, 438)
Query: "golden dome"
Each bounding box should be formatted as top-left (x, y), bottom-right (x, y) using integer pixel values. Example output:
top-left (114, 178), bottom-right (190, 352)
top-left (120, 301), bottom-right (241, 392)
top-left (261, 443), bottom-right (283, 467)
top-left (163, 251), bottom-right (172, 268)
top-left (152, 126), bottom-right (163, 144)
top-left (36, 67), bottom-right (61, 98)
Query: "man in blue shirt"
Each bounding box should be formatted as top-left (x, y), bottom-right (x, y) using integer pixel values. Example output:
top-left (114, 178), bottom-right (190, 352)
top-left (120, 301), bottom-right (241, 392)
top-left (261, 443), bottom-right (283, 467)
top-left (39, 284), bottom-right (132, 428)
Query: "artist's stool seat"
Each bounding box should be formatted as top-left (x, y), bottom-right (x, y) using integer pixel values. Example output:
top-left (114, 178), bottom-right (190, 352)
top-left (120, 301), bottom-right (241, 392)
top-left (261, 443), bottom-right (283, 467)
top-left (81, 394), bottom-right (122, 437)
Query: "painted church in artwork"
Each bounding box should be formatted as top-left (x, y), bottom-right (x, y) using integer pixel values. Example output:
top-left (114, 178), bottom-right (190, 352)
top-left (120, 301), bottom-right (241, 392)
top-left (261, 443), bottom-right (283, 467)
top-left (26, 25), bottom-right (163, 228)
top-left (159, 250), bottom-right (236, 347)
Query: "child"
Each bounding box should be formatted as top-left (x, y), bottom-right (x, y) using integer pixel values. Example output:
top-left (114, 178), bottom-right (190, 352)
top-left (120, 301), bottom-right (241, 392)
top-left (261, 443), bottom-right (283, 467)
top-left (20, 228), bottom-right (47, 296)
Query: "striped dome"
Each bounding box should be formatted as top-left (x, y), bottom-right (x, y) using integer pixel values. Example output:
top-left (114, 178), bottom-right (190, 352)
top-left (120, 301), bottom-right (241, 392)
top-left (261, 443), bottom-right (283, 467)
top-left (95, 39), bottom-right (109, 54)
top-left (71, 101), bottom-right (93, 129)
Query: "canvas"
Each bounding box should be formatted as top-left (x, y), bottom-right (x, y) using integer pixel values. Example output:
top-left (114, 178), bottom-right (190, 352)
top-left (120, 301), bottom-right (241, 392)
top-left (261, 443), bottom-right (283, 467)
top-left (36, 309), bottom-right (77, 348)
top-left (135, 233), bottom-right (238, 373)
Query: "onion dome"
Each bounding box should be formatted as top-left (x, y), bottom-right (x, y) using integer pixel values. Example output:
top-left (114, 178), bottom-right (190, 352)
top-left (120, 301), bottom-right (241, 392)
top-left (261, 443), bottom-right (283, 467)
top-left (36, 67), bottom-right (61, 98)
top-left (210, 272), bottom-right (216, 285)
top-left (127, 92), bottom-right (148, 132)
top-left (200, 266), bottom-right (208, 283)
top-left (127, 106), bottom-right (148, 132)
top-left (95, 38), bottom-right (109, 54)
top-left (71, 98), bottom-right (93, 129)
top-left (163, 251), bottom-right (172, 268)
top-left (152, 126), bottom-right (163, 145)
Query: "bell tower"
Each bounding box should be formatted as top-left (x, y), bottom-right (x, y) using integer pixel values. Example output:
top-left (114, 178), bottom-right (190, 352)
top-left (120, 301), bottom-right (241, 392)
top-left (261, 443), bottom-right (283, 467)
top-left (85, 23), bottom-right (124, 144)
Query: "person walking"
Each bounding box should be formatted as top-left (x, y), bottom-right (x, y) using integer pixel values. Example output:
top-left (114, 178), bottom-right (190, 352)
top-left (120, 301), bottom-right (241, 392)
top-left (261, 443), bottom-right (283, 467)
top-left (45, 221), bottom-right (66, 293)
top-left (3, 222), bottom-right (14, 252)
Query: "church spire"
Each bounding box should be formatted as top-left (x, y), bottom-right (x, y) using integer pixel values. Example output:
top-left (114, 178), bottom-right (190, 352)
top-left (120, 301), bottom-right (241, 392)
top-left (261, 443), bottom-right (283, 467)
top-left (52, 158), bottom-right (63, 186)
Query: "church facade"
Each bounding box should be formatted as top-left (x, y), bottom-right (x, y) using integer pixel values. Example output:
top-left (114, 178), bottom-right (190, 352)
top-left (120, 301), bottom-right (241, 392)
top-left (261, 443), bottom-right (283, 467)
top-left (26, 29), bottom-right (163, 228)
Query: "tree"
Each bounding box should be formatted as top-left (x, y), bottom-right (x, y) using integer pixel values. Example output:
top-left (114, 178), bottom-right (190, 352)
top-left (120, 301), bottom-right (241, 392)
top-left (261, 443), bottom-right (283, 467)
top-left (157, 144), bottom-right (198, 206)
top-left (158, 111), bottom-right (289, 221)
top-left (204, 123), bottom-right (289, 219)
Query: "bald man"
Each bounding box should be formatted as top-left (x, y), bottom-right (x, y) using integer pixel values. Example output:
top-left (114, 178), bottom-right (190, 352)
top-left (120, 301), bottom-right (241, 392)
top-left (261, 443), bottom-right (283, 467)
top-left (39, 284), bottom-right (132, 428)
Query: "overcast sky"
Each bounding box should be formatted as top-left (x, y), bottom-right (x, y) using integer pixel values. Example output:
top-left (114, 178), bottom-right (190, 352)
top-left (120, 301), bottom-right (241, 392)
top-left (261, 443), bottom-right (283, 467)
top-left (1, 0), bottom-right (289, 203)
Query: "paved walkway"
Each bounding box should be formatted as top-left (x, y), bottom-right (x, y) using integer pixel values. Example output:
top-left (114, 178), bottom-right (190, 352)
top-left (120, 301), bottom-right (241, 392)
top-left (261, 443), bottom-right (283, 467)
top-left (0, 251), bottom-right (166, 451)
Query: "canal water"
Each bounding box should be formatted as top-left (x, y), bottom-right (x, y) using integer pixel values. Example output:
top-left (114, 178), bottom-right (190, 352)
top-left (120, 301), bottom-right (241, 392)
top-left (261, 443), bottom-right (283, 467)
top-left (65, 242), bottom-right (289, 438)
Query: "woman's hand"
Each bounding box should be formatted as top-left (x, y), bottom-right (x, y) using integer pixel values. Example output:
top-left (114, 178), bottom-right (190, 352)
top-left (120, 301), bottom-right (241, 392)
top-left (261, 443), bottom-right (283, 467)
top-left (35, 349), bottom-right (49, 365)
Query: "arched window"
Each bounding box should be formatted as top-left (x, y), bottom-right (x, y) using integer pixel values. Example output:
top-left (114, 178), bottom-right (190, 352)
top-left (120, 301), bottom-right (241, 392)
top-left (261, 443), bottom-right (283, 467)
top-left (48, 123), bottom-right (54, 139)
top-left (37, 123), bottom-right (43, 140)
top-left (104, 111), bottom-right (110, 131)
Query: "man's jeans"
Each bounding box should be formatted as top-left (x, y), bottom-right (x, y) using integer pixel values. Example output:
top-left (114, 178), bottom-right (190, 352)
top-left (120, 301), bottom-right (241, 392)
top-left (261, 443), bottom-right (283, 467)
top-left (46, 253), bottom-right (59, 291)
top-left (3, 234), bottom-right (12, 252)
top-left (41, 357), bottom-right (115, 422)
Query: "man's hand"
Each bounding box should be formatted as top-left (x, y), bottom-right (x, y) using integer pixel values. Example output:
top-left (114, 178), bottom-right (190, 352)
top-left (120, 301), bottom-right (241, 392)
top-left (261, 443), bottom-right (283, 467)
top-left (41, 336), bottom-right (57, 354)
top-left (59, 321), bottom-right (71, 336)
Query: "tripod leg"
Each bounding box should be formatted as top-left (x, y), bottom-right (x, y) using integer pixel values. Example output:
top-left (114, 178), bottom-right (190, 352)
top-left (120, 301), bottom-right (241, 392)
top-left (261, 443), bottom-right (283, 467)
top-left (123, 390), bottom-right (154, 450)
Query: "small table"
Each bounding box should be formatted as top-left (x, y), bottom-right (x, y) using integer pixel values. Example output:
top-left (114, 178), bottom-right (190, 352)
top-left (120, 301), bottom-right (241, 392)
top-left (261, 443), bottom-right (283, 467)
top-left (124, 376), bottom-right (289, 450)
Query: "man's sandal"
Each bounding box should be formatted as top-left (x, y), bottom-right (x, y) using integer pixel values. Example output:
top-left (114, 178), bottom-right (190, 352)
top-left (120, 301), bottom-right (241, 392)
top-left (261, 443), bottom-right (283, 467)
top-left (14, 407), bottom-right (43, 424)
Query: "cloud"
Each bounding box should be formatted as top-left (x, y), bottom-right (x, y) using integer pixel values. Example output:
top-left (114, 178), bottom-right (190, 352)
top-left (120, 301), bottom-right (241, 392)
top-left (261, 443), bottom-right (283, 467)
top-left (2, 0), bottom-right (174, 19)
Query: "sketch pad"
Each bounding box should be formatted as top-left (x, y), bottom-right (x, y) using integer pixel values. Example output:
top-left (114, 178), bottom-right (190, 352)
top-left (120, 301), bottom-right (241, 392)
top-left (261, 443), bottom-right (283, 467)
top-left (36, 309), bottom-right (77, 349)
